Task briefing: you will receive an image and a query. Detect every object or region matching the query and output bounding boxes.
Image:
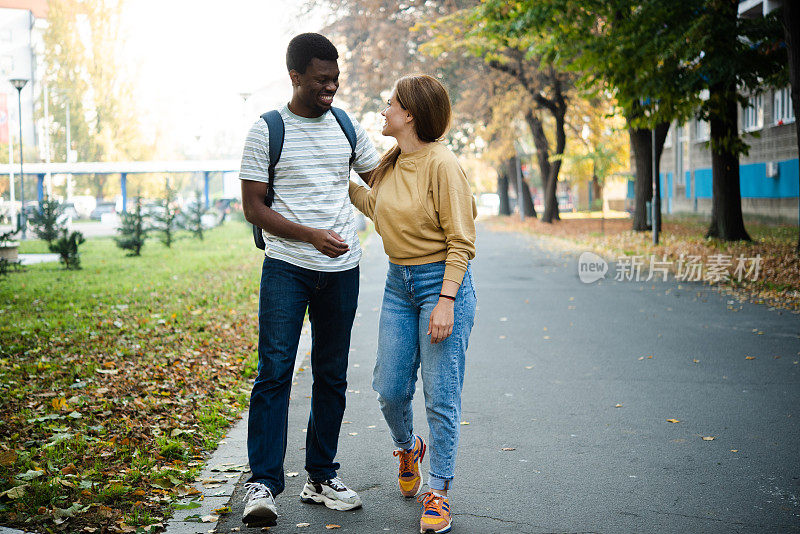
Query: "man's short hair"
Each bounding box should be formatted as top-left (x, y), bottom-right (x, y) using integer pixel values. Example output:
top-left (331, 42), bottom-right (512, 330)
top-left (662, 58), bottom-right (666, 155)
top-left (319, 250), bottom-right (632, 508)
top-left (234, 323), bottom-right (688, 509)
top-left (286, 33), bottom-right (339, 74)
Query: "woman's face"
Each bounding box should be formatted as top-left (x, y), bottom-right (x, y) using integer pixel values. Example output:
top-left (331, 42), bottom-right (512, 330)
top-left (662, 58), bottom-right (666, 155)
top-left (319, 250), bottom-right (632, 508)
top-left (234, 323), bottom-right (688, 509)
top-left (381, 91), bottom-right (411, 138)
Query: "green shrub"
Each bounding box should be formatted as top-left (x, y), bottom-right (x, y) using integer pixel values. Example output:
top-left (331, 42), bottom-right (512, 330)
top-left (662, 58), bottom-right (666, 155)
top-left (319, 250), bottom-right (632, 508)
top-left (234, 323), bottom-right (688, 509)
top-left (115, 196), bottom-right (147, 256)
top-left (49, 229), bottom-right (85, 270)
top-left (28, 196), bottom-right (66, 246)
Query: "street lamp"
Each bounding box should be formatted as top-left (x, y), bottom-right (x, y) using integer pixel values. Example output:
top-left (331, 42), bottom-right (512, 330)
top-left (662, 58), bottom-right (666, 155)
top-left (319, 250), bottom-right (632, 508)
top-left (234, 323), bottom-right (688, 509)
top-left (10, 78), bottom-right (28, 238)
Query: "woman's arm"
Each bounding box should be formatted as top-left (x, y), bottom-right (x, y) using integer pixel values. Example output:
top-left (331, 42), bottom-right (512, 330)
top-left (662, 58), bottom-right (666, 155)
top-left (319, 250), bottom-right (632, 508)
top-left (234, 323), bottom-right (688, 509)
top-left (427, 279), bottom-right (460, 343)
top-left (348, 180), bottom-right (377, 220)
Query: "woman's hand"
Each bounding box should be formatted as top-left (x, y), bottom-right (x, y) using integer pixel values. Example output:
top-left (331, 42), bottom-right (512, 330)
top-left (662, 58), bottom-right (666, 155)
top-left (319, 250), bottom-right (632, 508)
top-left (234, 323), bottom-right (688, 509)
top-left (427, 298), bottom-right (455, 344)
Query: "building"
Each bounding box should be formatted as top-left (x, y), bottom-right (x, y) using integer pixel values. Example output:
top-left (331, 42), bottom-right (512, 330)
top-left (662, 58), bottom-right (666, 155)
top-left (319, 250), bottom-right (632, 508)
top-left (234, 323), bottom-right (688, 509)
top-left (656, 0), bottom-right (798, 222)
top-left (0, 0), bottom-right (46, 149)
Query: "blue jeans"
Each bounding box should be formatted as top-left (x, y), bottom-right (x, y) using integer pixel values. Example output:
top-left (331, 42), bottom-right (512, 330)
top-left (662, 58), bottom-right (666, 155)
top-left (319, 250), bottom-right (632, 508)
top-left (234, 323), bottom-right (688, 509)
top-left (372, 261), bottom-right (476, 491)
top-left (247, 256), bottom-right (359, 496)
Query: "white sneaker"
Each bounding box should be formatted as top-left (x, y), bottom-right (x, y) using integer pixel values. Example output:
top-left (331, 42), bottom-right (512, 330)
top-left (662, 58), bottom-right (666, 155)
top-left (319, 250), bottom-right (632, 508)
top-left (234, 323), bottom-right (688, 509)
top-left (299, 476), bottom-right (363, 511)
top-left (242, 482), bottom-right (277, 524)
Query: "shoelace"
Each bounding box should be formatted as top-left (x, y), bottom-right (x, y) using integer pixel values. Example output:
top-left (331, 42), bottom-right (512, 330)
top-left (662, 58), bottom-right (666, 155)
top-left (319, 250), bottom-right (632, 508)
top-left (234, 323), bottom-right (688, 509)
top-left (324, 476), bottom-right (347, 491)
top-left (393, 447), bottom-right (415, 474)
top-left (417, 491), bottom-right (448, 516)
top-left (243, 482), bottom-right (272, 502)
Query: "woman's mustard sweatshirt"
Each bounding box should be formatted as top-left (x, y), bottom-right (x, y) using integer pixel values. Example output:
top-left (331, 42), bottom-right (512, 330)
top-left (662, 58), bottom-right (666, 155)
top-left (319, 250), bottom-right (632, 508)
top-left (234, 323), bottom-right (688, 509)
top-left (349, 142), bottom-right (477, 285)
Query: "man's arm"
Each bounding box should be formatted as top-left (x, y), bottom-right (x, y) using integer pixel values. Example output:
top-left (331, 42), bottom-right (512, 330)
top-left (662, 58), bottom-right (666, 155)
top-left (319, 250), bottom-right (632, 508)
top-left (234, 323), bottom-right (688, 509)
top-left (241, 179), bottom-right (349, 258)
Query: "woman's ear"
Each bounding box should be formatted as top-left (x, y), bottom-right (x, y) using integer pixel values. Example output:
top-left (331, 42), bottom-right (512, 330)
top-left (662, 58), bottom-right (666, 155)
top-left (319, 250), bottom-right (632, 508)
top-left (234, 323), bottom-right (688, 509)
top-left (405, 112), bottom-right (414, 124)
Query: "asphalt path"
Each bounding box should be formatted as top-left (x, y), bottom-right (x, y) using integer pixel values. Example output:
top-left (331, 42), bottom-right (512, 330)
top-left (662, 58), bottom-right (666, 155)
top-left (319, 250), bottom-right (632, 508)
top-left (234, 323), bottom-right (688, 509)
top-left (213, 223), bottom-right (800, 534)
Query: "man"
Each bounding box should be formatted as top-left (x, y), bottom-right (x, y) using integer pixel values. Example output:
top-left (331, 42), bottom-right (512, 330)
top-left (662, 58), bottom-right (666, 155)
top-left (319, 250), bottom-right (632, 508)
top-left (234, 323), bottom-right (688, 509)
top-left (239, 33), bottom-right (379, 525)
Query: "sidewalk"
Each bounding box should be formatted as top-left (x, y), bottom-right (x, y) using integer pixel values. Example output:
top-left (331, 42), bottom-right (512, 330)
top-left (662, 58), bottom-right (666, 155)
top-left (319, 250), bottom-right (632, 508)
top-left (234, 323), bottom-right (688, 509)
top-left (163, 322), bottom-right (312, 534)
top-left (175, 225), bottom-right (799, 533)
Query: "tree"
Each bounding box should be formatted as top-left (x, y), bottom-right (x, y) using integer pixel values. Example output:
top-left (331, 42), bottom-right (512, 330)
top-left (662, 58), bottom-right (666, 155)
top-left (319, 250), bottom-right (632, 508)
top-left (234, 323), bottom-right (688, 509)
top-left (50, 229), bottom-right (85, 270)
top-left (458, 0), bottom-right (786, 240)
top-left (28, 196), bottom-right (67, 246)
top-left (41, 0), bottom-right (153, 199)
top-left (115, 195), bottom-right (147, 256)
top-left (423, 13), bottom-right (575, 222)
top-left (151, 179), bottom-right (179, 248)
top-left (313, 0), bottom-right (518, 196)
top-left (778, 1), bottom-right (800, 251)
top-left (183, 191), bottom-right (206, 240)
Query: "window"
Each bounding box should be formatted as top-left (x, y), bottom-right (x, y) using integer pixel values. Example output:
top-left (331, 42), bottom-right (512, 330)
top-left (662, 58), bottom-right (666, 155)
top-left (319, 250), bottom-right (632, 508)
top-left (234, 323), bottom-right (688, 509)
top-left (742, 94), bottom-right (763, 132)
top-left (695, 118), bottom-right (710, 142)
top-left (773, 87), bottom-right (795, 125)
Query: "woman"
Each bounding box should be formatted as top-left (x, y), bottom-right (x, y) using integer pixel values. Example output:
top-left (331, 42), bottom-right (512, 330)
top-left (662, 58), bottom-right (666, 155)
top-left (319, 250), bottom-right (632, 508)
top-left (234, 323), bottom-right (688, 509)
top-left (349, 74), bottom-right (477, 534)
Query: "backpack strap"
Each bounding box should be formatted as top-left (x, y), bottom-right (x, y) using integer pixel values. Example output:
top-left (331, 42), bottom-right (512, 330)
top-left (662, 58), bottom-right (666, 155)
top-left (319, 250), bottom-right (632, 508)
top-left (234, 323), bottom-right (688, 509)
top-left (330, 106), bottom-right (357, 169)
top-left (250, 110), bottom-right (285, 251)
top-left (260, 110), bottom-right (285, 207)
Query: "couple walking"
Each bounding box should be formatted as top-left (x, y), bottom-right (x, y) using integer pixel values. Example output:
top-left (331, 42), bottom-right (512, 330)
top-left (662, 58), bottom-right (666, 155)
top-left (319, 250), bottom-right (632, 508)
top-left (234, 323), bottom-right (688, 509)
top-left (239, 32), bottom-right (477, 534)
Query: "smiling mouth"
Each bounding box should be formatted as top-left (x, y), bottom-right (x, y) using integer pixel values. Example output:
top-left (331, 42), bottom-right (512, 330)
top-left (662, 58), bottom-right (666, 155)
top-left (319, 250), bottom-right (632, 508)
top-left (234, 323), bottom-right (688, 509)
top-left (319, 94), bottom-right (334, 105)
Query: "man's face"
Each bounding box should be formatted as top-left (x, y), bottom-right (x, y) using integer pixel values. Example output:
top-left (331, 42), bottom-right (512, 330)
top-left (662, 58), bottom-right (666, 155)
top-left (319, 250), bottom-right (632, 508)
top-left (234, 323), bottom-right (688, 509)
top-left (291, 58), bottom-right (340, 114)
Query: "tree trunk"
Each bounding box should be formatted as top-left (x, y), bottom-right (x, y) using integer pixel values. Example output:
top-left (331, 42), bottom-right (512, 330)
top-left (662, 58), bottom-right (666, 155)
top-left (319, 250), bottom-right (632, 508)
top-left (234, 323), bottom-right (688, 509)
top-left (524, 110), bottom-right (558, 222)
top-left (630, 127), bottom-right (652, 231)
top-left (497, 166), bottom-right (511, 216)
top-left (780, 1), bottom-right (800, 251)
top-left (628, 122), bottom-right (670, 231)
top-left (509, 158), bottom-right (537, 217)
top-left (706, 82), bottom-right (751, 241)
top-left (542, 106), bottom-right (567, 223)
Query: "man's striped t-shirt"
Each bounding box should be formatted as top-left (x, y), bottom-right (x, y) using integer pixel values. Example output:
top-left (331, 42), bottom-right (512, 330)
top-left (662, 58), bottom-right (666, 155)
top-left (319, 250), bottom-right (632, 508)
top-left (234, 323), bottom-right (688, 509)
top-left (239, 105), bottom-right (380, 272)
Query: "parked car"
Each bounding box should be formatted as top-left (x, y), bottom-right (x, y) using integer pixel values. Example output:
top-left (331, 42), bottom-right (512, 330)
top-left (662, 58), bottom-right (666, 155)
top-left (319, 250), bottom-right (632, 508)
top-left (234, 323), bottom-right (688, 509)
top-left (90, 202), bottom-right (116, 220)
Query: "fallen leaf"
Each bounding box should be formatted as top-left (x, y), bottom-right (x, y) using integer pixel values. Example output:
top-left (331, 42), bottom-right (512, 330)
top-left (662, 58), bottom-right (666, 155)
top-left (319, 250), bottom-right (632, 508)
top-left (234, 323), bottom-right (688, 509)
top-left (16, 469), bottom-right (44, 480)
top-left (286, 472), bottom-right (299, 477)
top-left (200, 514), bottom-right (218, 523)
top-left (692, 359), bottom-right (700, 363)
top-left (0, 450), bottom-right (17, 466)
top-left (212, 506), bottom-right (231, 515)
top-left (701, 436), bottom-right (715, 441)
top-left (60, 463), bottom-right (78, 475)
top-left (0, 484), bottom-right (28, 499)
top-left (615, 404), bottom-right (623, 408)
top-left (296, 523), bottom-right (310, 528)
top-left (731, 449), bottom-right (738, 452)
top-left (666, 419), bottom-right (680, 424)
top-left (348, 432), bottom-right (358, 436)
top-left (745, 356), bottom-right (756, 360)
top-left (500, 447), bottom-right (516, 451)
top-left (460, 421), bottom-right (470, 425)
top-left (525, 365), bottom-right (534, 369)
top-left (325, 525), bottom-right (341, 530)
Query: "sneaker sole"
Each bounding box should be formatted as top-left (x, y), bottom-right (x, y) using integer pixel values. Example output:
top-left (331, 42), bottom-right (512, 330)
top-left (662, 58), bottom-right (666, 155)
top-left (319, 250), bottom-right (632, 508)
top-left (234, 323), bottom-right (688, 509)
top-left (420, 522), bottom-right (451, 534)
top-left (401, 439), bottom-right (426, 498)
top-left (242, 508), bottom-right (277, 525)
top-left (300, 490), bottom-right (363, 511)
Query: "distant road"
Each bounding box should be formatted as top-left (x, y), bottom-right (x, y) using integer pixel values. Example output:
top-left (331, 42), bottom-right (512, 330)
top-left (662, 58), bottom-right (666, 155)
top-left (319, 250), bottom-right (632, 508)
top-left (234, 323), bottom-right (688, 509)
top-left (0, 220), bottom-right (117, 239)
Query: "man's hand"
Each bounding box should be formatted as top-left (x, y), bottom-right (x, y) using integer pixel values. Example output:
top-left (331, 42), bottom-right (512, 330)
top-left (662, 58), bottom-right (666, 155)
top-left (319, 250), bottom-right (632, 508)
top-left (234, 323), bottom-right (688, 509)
top-left (309, 229), bottom-right (350, 258)
top-left (427, 299), bottom-right (455, 344)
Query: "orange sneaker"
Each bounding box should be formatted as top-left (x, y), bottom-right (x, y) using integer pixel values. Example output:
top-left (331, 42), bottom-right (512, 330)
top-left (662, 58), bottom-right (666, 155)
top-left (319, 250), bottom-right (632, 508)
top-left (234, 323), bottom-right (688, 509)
top-left (417, 491), bottom-right (451, 533)
top-left (393, 434), bottom-right (426, 497)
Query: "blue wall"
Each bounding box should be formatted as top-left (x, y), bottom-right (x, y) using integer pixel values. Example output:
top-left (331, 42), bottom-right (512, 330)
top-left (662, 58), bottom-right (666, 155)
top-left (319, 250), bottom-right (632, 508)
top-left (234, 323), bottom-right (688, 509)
top-left (688, 158), bottom-right (798, 199)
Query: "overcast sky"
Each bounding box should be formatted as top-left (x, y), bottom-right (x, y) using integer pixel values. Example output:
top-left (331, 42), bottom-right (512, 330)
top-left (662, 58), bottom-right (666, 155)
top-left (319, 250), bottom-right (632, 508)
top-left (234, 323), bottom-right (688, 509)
top-left (122, 0), bottom-right (327, 159)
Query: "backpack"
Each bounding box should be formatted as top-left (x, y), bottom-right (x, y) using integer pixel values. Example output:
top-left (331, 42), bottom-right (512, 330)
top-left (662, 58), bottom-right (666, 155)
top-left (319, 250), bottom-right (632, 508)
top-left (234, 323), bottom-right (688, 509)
top-left (252, 107), bottom-right (358, 250)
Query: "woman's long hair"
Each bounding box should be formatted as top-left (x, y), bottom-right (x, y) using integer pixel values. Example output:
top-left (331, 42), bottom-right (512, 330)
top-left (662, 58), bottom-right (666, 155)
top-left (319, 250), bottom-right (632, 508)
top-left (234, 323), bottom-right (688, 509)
top-left (368, 74), bottom-right (452, 187)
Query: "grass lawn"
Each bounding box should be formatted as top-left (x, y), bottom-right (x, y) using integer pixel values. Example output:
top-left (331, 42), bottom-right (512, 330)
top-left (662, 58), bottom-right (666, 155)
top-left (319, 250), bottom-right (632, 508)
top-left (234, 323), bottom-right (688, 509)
top-left (0, 221), bottom-right (267, 532)
top-left (487, 212), bottom-right (800, 311)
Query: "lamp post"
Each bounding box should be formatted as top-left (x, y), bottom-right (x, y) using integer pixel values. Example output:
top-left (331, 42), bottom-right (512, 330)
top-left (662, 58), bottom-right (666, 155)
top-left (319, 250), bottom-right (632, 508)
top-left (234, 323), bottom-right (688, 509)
top-left (10, 78), bottom-right (28, 238)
